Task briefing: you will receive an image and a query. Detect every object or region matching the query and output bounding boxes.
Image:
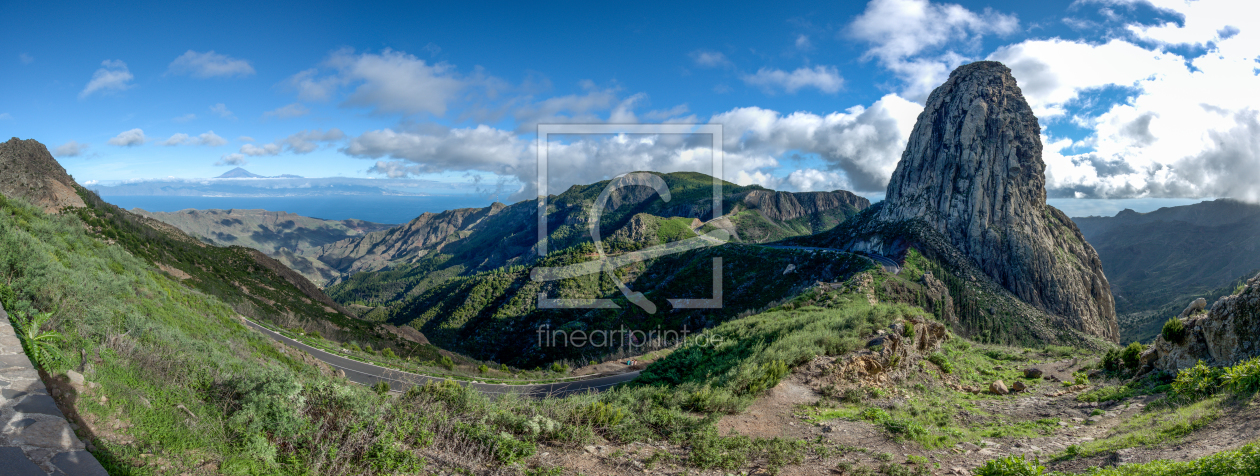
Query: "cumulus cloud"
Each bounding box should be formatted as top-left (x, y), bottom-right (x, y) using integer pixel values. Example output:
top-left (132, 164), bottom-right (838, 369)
top-left (741, 66), bottom-right (844, 94)
top-left (988, 1), bottom-right (1260, 202)
top-left (167, 50), bottom-right (255, 78)
top-left (285, 48), bottom-right (465, 116)
top-left (342, 92), bottom-right (921, 200)
top-left (107, 129), bottom-right (146, 147)
top-left (54, 141), bottom-right (89, 157)
top-left (848, 0), bottom-right (1018, 100)
top-left (210, 103), bottom-right (235, 119)
top-left (263, 103), bottom-right (311, 119)
top-left (80, 60), bottom-right (134, 98)
top-left (162, 131), bottom-right (227, 147)
top-left (239, 129), bottom-right (345, 156)
top-left (216, 153), bottom-right (247, 166)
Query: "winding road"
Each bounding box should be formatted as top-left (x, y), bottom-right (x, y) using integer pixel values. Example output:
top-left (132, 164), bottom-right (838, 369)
top-left (243, 243), bottom-right (897, 398)
top-left (761, 245), bottom-right (902, 274)
top-left (244, 318), bottom-right (640, 397)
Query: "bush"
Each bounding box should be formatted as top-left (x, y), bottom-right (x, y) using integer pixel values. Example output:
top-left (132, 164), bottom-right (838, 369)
top-left (928, 352), bottom-right (953, 373)
top-left (902, 322), bottom-right (915, 339)
top-left (1172, 360), bottom-right (1224, 402)
top-left (1162, 318), bottom-right (1187, 344)
top-left (975, 454), bottom-right (1045, 475)
top-left (1122, 342), bottom-right (1145, 369)
top-left (581, 401), bottom-right (627, 427)
top-left (478, 364), bottom-right (489, 374)
top-left (439, 355), bottom-right (455, 371)
top-left (10, 310), bottom-right (66, 371)
top-left (372, 381), bottom-right (391, 395)
top-left (1103, 348), bottom-right (1123, 372)
top-left (550, 362), bottom-right (569, 374)
top-left (1222, 357), bottom-right (1260, 394)
top-left (381, 347), bottom-right (397, 359)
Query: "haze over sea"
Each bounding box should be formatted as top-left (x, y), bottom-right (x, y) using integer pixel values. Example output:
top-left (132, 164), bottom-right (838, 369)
top-left (106, 195), bottom-right (495, 225)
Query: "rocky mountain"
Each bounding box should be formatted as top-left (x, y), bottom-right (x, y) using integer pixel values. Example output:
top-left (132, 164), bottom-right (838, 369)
top-left (132, 208), bottom-right (393, 284)
top-left (793, 61), bottom-right (1118, 345)
top-left (215, 167), bottom-right (304, 179)
top-left (0, 137), bottom-right (86, 212)
top-left (1071, 200), bottom-right (1260, 342)
top-left (316, 172), bottom-right (868, 294)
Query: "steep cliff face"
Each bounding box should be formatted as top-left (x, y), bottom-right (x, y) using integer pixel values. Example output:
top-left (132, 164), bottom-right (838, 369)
top-left (855, 62), bottom-right (1117, 341)
top-left (740, 190), bottom-right (870, 222)
top-left (0, 138), bottom-right (86, 212)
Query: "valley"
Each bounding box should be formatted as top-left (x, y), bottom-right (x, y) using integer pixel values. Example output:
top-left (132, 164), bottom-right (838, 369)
top-left (2, 60), bottom-right (1258, 476)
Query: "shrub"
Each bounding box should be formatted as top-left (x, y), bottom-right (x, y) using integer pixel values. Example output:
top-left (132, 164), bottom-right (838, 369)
top-left (478, 364), bottom-right (488, 374)
top-left (346, 342), bottom-right (362, 352)
top-left (859, 407), bottom-right (890, 422)
top-left (1171, 360), bottom-right (1224, 402)
top-left (1102, 348), bottom-right (1123, 372)
top-left (439, 355), bottom-right (455, 371)
top-left (500, 363), bottom-right (510, 372)
top-left (976, 455), bottom-right (1045, 476)
top-left (11, 310), bottom-right (65, 371)
top-left (1222, 357), bottom-right (1260, 394)
top-left (928, 352), bottom-right (953, 373)
top-left (581, 401), bottom-right (627, 427)
top-left (1122, 342), bottom-right (1145, 369)
top-left (550, 362), bottom-right (569, 374)
top-left (902, 322), bottom-right (916, 339)
top-left (372, 381), bottom-right (391, 395)
top-left (1162, 318), bottom-right (1187, 344)
top-left (381, 347), bottom-right (397, 359)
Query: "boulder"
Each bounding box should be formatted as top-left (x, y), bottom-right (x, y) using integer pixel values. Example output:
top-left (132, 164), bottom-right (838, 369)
top-left (1179, 297), bottom-right (1208, 319)
top-left (1011, 381), bottom-right (1027, 392)
top-left (990, 380), bottom-right (1009, 395)
top-left (1023, 367), bottom-right (1043, 379)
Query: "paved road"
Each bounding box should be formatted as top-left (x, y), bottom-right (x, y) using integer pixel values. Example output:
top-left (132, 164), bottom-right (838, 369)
top-left (244, 318), bottom-right (640, 397)
top-left (761, 245), bottom-right (902, 274)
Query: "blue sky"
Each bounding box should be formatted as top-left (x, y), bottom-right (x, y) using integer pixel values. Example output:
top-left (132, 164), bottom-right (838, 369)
top-left (2, 0), bottom-right (1258, 210)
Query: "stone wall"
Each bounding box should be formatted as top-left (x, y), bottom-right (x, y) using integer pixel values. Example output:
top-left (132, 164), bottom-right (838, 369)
top-left (0, 302), bottom-right (107, 475)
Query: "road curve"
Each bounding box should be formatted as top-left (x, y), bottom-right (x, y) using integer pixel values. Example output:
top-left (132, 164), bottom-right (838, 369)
top-left (244, 318), bottom-right (640, 397)
top-left (760, 245), bottom-right (902, 274)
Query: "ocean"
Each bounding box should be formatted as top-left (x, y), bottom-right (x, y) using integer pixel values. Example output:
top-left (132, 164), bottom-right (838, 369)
top-left (103, 195), bottom-right (499, 225)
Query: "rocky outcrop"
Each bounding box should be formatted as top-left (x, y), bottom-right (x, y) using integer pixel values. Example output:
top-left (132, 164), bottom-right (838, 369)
top-left (850, 61), bottom-right (1117, 342)
top-left (740, 190), bottom-right (870, 222)
top-left (1149, 273), bottom-right (1260, 372)
top-left (0, 138), bottom-right (86, 212)
top-left (798, 316), bottom-right (950, 393)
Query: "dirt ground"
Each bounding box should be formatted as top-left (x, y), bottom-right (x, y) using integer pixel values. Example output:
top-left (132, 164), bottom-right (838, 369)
top-left (502, 358), bottom-right (1258, 476)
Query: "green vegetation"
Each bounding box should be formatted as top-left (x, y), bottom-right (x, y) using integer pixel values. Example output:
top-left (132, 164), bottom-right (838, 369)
top-left (976, 455), bottom-right (1045, 476)
top-left (980, 444), bottom-right (1260, 475)
top-left (9, 309), bottom-right (66, 370)
top-left (1162, 317), bottom-right (1187, 344)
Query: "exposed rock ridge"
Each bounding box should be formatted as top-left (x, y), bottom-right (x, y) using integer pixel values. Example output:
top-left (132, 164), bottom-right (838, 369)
top-left (741, 190), bottom-right (870, 222)
top-left (860, 61), bottom-right (1118, 341)
top-left (1148, 272), bottom-right (1260, 372)
top-left (0, 138), bottom-right (86, 212)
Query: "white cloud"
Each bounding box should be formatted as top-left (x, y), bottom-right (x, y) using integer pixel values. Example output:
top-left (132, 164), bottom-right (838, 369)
top-left (210, 103), bottom-right (235, 119)
top-left (167, 50), bottom-right (255, 78)
top-left (341, 93), bottom-right (921, 199)
top-left (107, 129), bottom-right (146, 147)
top-left (741, 66), bottom-right (844, 94)
top-left (54, 140), bottom-right (89, 157)
top-left (19, 53), bottom-right (33, 64)
top-left (241, 143), bottom-right (282, 156)
top-left (172, 113), bottom-right (196, 123)
top-left (238, 136), bottom-right (255, 142)
top-left (988, 38), bottom-right (1185, 117)
top-left (0, 113), bottom-right (10, 120)
top-left (216, 153), bottom-right (247, 166)
top-left (80, 59), bottom-right (134, 99)
top-left (263, 103), bottom-right (310, 119)
top-left (795, 35), bottom-right (812, 51)
top-left (286, 48), bottom-right (465, 116)
top-left (239, 129), bottom-right (344, 156)
top-left (848, 0), bottom-right (1018, 100)
top-left (691, 50), bottom-right (732, 68)
top-left (162, 131), bottom-right (227, 147)
top-left (993, 2), bottom-right (1260, 202)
